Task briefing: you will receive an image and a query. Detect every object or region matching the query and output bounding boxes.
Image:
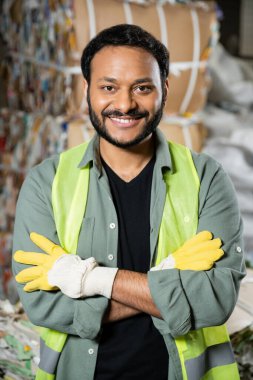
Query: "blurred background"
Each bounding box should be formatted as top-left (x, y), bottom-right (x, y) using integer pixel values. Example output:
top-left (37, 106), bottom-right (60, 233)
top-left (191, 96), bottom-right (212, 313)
top-left (0, 0), bottom-right (252, 379)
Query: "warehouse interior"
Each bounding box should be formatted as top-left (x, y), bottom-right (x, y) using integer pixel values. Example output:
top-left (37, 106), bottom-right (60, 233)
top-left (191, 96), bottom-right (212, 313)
top-left (0, 0), bottom-right (253, 379)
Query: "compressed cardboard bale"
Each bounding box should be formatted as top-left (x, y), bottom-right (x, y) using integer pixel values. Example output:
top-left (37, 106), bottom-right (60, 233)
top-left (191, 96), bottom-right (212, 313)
top-left (72, 0), bottom-right (217, 116)
top-left (158, 120), bottom-right (206, 152)
top-left (67, 120), bottom-right (95, 149)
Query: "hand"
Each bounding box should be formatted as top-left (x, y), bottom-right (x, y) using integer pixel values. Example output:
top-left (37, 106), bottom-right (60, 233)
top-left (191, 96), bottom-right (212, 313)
top-left (151, 231), bottom-right (224, 271)
top-left (14, 232), bottom-right (117, 299)
top-left (14, 232), bottom-right (98, 297)
top-left (48, 258), bottom-right (118, 299)
top-left (47, 254), bottom-right (98, 298)
top-left (14, 232), bottom-right (68, 291)
top-left (48, 255), bottom-right (118, 298)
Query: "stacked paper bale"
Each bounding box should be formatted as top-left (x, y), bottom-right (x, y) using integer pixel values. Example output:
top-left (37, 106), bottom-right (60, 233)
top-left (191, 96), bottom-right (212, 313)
top-left (0, 0), bottom-right (78, 297)
top-left (0, 109), bottom-right (70, 299)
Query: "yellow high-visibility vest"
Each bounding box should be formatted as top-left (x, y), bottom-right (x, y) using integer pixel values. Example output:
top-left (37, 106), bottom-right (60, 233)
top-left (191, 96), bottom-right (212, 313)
top-left (36, 141), bottom-right (239, 380)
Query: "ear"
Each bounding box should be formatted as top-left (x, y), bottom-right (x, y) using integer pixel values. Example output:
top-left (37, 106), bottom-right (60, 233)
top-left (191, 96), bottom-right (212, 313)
top-left (163, 79), bottom-right (169, 104)
top-left (83, 79), bottom-right (88, 99)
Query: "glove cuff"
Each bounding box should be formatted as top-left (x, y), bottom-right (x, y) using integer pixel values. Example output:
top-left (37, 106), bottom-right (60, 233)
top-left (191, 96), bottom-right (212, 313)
top-left (150, 254), bottom-right (175, 271)
top-left (84, 267), bottom-right (119, 298)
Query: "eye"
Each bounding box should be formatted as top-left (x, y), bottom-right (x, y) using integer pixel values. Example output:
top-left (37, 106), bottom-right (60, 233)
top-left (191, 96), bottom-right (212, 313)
top-left (101, 85), bottom-right (115, 92)
top-left (135, 85), bottom-right (153, 94)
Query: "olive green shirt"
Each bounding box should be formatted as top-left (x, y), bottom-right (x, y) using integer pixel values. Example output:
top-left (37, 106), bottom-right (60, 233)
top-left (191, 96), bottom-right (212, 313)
top-left (12, 130), bottom-right (245, 380)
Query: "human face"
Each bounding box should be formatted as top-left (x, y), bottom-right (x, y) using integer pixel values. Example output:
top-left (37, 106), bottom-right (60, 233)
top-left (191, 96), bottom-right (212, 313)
top-left (86, 46), bottom-right (167, 148)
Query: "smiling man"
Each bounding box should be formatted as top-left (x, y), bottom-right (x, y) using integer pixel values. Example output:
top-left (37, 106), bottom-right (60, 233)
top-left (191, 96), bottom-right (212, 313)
top-left (12, 25), bottom-right (245, 380)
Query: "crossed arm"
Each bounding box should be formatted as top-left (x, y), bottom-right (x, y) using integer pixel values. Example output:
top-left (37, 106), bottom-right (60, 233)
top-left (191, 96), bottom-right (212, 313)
top-left (103, 271), bottom-right (159, 324)
top-left (12, 161), bottom-right (245, 338)
top-left (14, 231), bottom-right (222, 323)
top-left (110, 270), bottom-right (161, 319)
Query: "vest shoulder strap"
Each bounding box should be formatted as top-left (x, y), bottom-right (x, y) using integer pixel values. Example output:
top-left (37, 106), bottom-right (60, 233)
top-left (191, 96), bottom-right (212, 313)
top-left (156, 141), bottom-right (200, 263)
top-left (52, 142), bottom-right (90, 253)
top-left (157, 142), bottom-right (239, 380)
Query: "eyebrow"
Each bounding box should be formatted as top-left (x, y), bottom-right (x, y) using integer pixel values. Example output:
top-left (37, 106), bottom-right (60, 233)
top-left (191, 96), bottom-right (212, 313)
top-left (97, 77), bottom-right (117, 84)
top-left (97, 77), bottom-right (154, 84)
top-left (134, 77), bottom-right (154, 84)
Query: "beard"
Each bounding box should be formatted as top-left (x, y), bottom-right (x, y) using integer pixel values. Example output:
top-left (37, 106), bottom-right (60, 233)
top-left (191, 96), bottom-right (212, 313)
top-left (87, 92), bottom-right (164, 148)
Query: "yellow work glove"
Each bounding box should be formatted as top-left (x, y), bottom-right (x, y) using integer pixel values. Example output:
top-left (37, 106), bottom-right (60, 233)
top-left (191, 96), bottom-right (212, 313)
top-left (14, 232), bottom-right (99, 298)
top-left (14, 232), bottom-right (68, 292)
top-left (151, 231), bottom-right (224, 271)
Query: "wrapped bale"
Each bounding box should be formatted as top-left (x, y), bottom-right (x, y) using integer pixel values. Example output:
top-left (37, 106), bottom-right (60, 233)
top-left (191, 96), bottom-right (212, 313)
top-left (158, 117), bottom-right (206, 152)
top-left (72, 0), bottom-right (218, 116)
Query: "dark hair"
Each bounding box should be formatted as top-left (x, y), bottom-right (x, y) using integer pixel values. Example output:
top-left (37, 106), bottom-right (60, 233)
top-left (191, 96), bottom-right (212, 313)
top-left (81, 24), bottom-right (169, 86)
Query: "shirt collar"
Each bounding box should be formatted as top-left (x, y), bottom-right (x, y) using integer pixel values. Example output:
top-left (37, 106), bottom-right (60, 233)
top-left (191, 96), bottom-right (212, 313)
top-left (154, 128), bottom-right (173, 173)
top-left (77, 128), bottom-right (173, 174)
top-left (78, 133), bottom-right (102, 172)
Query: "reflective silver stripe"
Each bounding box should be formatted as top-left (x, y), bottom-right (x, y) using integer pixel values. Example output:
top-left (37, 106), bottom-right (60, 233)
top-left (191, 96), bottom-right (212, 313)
top-left (185, 342), bottom-right (235, 380)
top-left (39, 338), bottom-right (61, 374)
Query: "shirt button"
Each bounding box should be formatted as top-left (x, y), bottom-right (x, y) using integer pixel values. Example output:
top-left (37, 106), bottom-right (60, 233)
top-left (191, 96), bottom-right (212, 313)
top-left (88, 348), bottom-right (94, 355)
top-left (236, 246), bottom-right (242, 253)
top-left (184, 215), bottom-right (190, 223)
top-left (108, 254), bottom-right (114, 261)
top-left (109, 223), bottom-right (116, 229)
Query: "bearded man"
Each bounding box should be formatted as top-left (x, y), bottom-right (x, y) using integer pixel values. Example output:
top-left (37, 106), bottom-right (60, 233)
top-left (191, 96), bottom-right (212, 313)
top-left (13, 24), bottom-right (244, 380)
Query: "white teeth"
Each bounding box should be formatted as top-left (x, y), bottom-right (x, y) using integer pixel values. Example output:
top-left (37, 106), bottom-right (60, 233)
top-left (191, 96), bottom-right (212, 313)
top-left (111, 117), bottom-right (135, 124)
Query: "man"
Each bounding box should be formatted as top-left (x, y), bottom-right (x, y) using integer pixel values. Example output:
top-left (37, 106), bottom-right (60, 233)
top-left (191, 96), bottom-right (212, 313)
top-left (12, 24), bottom-right (245, 380)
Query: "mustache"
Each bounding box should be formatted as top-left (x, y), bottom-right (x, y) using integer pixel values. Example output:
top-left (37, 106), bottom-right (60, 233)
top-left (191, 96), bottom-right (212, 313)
top-left (102, 109), bottom-right (149, 118)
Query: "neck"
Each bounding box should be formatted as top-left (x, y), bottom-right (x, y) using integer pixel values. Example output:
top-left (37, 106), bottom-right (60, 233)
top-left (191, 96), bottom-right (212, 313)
top-left (99, 134), bottom-right (155, 182)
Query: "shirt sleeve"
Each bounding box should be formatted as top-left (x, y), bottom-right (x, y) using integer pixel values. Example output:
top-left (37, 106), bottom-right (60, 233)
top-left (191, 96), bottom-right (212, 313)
top-left (148, 155), bottom-right (246, 338)
top-left (12, 159), bottom-right (108, 340)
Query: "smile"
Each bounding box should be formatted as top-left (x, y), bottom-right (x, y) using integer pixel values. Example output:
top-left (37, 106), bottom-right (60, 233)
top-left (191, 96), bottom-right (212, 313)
top-left (109, 116), bottom-right (144, 128)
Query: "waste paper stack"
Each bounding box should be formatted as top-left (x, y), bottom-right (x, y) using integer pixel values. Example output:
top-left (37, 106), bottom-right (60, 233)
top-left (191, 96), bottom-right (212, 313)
top-left (202, 43), bottom-right (253, 262)
top-left (202, 42), bottom-right (253, 379)
top-left (0, 299), bottom-right (40, 379)
top-left (0, 109), bottom-right (68, 300)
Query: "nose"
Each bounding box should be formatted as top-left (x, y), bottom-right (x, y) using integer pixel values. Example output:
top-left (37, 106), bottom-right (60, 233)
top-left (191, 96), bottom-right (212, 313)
top-left (112, 89), bottom-right (137, 113)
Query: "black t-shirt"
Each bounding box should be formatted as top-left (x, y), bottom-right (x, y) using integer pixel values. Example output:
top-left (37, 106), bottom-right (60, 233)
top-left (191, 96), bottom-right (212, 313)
top-left (94, 157), bottom-right (168, 380)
